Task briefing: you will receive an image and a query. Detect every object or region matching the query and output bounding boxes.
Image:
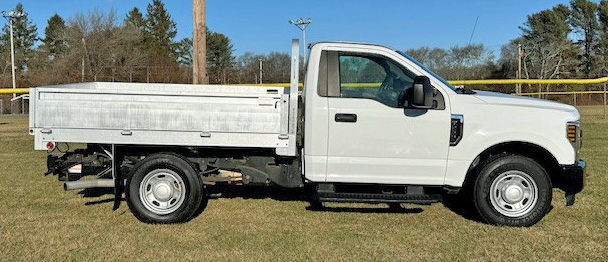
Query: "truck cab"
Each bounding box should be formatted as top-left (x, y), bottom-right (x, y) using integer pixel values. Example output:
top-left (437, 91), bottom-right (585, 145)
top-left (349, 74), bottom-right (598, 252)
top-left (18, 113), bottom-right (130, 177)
top-left (303, 42), bottom-right (451, 185)
top-left (301, 42), bottom-right (584, 226)
top-left (32, 41), bottom-right (585, 226)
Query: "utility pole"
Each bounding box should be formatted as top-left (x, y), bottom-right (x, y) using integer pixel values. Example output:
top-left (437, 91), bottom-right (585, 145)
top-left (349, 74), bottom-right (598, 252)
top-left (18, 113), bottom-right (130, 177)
top-left (2, 11), bottom-right (23, 99)
top-left (258, 59), bottom-right (264, 84)
top-left (289, 18), bottom-right (312, 61)
top-left (517, 44), bottom-right (523, 95)
top-left (192, 0), bottom-right (207, 84)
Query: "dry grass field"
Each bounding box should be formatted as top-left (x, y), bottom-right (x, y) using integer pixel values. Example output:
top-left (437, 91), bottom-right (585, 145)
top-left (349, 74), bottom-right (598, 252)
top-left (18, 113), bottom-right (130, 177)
top-left (0, 114), bottom-right (606, 261)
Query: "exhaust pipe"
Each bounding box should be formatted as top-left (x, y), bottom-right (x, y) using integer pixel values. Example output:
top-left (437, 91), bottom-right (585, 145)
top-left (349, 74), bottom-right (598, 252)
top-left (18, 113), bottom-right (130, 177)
top-left (64, 179), bottom-right (115, 191)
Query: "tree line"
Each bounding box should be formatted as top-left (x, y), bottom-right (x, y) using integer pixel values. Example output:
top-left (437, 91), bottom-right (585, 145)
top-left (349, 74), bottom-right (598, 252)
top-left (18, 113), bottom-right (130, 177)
top-left (1, 0), bottom-right (608, 89)
top-left (0, 0), bottom-right (278, 87)
top-left (408, 0), bottom-right (608, 84)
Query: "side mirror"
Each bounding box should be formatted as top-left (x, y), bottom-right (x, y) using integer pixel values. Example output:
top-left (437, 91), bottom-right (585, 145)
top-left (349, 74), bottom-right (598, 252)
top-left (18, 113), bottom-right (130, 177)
top-left (410, 76), bottom-right (434, 109)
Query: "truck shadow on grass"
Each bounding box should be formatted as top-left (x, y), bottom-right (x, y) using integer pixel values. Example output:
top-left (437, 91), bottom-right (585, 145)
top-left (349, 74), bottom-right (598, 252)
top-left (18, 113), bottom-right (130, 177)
top-left (441, 195), bottom-right (554, 224)
top-left (212, 186), bottom-right (424, 214)
top-left (441, 195), bottom-right (483, 222)
top-left (76, 186), bottom-right (508, 221)
top-left (77, 186), bottom-right (424, 214)
top-left (76, 188), bottom-right (125, 206)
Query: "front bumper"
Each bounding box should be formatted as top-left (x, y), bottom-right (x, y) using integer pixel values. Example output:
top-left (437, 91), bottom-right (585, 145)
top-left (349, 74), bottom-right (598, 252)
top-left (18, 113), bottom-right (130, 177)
top-left (559, 160), bottom-right (586, 206)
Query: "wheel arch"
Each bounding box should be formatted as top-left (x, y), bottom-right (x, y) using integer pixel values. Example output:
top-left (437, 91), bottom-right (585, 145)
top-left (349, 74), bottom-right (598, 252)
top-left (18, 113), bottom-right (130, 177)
top-left (462, 141), bottom-right (562, 190)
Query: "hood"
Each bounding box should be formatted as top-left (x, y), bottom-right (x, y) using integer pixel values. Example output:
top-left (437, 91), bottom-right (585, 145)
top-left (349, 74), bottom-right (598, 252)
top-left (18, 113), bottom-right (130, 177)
top-left (472, 90), bottom-right (578, 113)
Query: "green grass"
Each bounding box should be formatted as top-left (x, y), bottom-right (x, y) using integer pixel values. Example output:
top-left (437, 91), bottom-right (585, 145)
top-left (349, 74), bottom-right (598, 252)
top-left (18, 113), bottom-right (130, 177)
top-left (0, 115), bottom-right (606, 261)
top-left (577, 105), bottom-right (608, 122)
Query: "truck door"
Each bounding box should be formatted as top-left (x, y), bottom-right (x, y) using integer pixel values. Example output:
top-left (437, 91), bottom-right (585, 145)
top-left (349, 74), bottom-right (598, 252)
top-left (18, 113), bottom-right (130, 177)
top-left (323, 50), bottom-right (451, 185)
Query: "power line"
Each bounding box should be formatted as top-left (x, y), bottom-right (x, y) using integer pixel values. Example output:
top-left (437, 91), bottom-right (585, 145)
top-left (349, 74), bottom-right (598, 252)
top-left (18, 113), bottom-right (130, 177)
top-left (468, 16), bottom-right (480, 45)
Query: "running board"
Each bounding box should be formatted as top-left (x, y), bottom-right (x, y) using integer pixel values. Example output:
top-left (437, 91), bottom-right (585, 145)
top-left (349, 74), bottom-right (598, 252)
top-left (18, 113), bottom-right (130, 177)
top-left (316, 192), bottom-right (442, 204)
top-left (314, 183), bottom-right (443, 204)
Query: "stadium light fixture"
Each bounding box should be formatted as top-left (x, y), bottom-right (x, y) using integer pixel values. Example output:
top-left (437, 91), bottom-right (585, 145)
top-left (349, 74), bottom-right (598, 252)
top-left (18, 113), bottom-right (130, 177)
top-left (289, 18), bottom-right (312, 62)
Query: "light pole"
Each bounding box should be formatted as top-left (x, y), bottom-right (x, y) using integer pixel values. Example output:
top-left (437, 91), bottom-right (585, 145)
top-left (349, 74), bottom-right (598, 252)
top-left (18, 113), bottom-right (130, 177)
top-left (258, 59), bottom-right (264, 84)
top-left (1, 11), bottom-right (23, 99)
top-left (289, 18), bottom-right (312, 61)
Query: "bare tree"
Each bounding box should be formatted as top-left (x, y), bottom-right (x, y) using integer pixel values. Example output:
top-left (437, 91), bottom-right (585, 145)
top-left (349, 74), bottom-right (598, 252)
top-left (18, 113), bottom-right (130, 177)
top-left (406, 44), bottom-right (494, 81)
top-left (59, 9), bottom-right (150, 82)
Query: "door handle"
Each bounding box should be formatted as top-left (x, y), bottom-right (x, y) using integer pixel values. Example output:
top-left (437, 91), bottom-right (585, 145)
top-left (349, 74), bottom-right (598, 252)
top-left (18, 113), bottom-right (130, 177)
top-left (335, 113), bottom-right (357, 123)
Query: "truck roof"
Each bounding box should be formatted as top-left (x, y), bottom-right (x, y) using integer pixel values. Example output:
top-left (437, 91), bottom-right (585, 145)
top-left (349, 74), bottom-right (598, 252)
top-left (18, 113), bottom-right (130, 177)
top-left (309, 41), bottom-right (397, 52)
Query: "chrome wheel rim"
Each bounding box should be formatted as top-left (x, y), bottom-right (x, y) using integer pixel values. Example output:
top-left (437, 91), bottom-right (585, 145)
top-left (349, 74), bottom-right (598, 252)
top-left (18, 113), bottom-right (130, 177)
top-left (139, 169), bottom-right (186, 215)
top-left (489, 170), bottom-right (538, 218)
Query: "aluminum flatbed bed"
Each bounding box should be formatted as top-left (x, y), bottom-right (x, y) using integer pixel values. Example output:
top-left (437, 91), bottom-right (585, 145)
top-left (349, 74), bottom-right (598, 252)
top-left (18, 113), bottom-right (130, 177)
top-left (29, 82), bottom-right (297, 155)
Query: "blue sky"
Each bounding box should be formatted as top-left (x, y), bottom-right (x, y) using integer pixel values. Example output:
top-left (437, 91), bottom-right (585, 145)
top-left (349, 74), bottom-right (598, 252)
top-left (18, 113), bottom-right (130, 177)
top-left (2, 0), bottom-right (577, 56)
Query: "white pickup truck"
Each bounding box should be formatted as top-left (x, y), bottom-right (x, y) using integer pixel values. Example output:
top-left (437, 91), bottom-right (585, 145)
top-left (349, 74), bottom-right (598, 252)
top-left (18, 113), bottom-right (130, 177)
top-left (30, 40), bottom-right (585, 226)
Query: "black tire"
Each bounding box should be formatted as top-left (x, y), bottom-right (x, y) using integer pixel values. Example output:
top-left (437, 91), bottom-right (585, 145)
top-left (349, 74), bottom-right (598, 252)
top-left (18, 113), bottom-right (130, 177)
top-left (126, 153), bottom-right (205, 224)
top-left (473, 155), bottom-right (552, 227)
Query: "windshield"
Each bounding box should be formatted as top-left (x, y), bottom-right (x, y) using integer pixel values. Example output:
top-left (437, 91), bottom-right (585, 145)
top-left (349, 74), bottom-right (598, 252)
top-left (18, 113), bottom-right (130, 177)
top-left (397, 51), bottom-right (457, 91)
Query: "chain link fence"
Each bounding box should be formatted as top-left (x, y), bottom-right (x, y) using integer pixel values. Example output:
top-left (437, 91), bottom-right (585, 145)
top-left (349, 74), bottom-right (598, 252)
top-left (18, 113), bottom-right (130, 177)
top-left (471, 82), bottom-right (608, 122)
top-left (2, 79), bottom-right (608, 121)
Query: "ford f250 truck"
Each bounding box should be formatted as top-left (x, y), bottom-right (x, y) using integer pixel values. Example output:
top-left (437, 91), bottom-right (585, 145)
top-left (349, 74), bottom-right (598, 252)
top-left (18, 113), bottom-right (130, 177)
top-left (29, 40), bottom-right (585, 226)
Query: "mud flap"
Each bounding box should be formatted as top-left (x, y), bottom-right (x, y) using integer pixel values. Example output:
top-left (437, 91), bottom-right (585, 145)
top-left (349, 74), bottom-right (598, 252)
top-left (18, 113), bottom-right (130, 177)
top-left (112, 170), bottom-right (122, 211)
top-left (111, 145), bottom-right (122, 211)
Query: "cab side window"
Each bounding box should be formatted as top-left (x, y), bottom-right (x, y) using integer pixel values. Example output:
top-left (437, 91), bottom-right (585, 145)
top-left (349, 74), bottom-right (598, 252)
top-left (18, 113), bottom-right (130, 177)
top-left (338, 54), bottom-right (415, 107)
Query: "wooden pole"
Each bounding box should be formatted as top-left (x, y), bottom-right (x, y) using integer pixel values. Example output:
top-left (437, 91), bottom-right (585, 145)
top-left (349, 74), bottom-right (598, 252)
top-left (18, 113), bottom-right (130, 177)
top-left (192, 0), bottom-right (208, 84)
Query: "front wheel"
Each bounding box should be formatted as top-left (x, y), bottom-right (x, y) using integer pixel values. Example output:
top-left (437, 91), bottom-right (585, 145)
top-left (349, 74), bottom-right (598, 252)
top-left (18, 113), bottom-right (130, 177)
top-left (126, 153), bottom-right (206, 224)
top-left (473, 155), bottom-right (552, 227)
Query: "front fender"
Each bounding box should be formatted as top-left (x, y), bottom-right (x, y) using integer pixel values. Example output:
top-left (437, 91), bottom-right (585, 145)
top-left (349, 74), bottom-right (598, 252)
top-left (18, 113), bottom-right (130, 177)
top-left (444, 132), bottom-right (575, 187)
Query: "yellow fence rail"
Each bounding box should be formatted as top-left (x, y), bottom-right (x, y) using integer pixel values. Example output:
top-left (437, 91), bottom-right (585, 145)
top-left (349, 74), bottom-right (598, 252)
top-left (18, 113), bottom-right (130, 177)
top-left (249, 76), bottom-right (608, 87)
top-left (0, 88), bottom-right (29, 94)
top-left (518, 90), bottom-right (608, 96)
top-left (449, 77), bottom-right (608, 85)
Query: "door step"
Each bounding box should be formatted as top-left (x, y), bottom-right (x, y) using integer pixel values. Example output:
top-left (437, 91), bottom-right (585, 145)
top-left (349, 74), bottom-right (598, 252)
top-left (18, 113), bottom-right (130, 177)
top-left (314, 183), bottom-right (443, 204)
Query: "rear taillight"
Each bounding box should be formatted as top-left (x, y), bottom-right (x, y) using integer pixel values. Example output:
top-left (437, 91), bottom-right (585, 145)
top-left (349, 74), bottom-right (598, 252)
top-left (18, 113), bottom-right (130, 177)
top-left (46, 142), bottom-right (56, 151)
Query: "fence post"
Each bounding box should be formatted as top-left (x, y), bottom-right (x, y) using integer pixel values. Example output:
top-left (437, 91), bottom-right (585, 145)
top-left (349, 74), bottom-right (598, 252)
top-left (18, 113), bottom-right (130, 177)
top-left (604, 83), bottom-right (606, 119)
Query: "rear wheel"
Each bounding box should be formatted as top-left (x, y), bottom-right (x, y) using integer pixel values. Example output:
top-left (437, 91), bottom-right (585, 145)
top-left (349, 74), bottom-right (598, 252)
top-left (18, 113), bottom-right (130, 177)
top-left (473, 155), bottom-right (552, 227)
top-left (126, 153), bottom-right (206, 224)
